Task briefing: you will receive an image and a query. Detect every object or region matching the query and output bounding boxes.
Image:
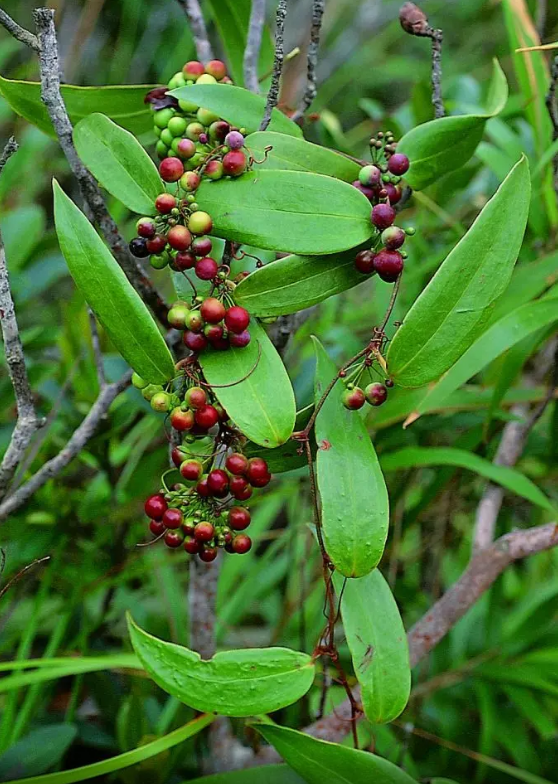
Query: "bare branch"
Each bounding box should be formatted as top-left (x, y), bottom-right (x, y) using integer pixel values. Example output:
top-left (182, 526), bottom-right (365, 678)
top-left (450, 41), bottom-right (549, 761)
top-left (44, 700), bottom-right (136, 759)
top-left (292, 0), bottom-right (325, 122)
top-left (0, 8), bottom-right (39, 51)
top-left (244, 0), bottom-right (266, 93)
top-left (399, 2), bottom-right (444, 118)
top-left (260, 0), bottom-right (288, 131)
top-left (176, 0), bottom-right (214, 62)
top-left (545, 55), bottom-right (558, 197)
top-left (188, 555), bottom-right (220, 660)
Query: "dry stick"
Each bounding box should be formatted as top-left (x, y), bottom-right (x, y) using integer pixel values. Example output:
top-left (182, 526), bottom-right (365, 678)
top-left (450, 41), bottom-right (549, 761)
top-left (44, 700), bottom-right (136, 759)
top-left (260, 0), bottom-right (288, 131)
top-left (545, 56), bottom-right (558, 200)
top-left (176, 0), bottom-right (213, 62)
top-left (399, 2), bottom-right (444, 119)
top-left (291, 0), bottom-right (325, 122)
top-left (0, 8), bottom-right (39, 50)
top-left (0, 139), bottom-right (45, 500)
top-left (244, 0), bottom-right (266, 93)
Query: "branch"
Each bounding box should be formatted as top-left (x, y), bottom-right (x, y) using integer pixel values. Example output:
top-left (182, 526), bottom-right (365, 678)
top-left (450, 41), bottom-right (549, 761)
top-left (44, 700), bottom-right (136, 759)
top-left (291, 0), bottom-right (325, 122)
top-left (0, 138), bottom-right (44, 499)
top-left (176, 0), bottom-right (213, 62)
top-left (545, 55), bottom-right (558, 197)
top-left (243, 0), bottom-right (266, 93)
top-left (260, 0), bottom-right (288, 131)
top-left (0, 8), bottom-right (39, 51)
top-left (399, 2), bottom-right (444, 118)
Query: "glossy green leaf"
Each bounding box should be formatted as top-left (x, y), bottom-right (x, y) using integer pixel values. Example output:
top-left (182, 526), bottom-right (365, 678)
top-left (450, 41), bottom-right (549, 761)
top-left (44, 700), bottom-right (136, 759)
top-left (381, 447), bottom-right (555, 513)
top-left (337, 569), bottom-right (410, 723)
top-left (313, 338), bottom-right (388, 578)
top-left (253, 723), bottom-right (418, 784)
top-left (398, 60), bottom-right (508, 189)
top-left (245, 131), bottom-right (360, 181)
top-left (127, 615), bottom-right (315, 716)
top-left (410, 295), bottom-right (558, 421)
top-left (0, 715), bottom-right (213, 784)
top-left (0, 725), bottom-right (77, 779)
top-left (53, 181), bottom-right (175, 384)
top-left (187, 765), bottom-right (305, 784)
top-left (199, 319), bottom-right (296, 447)
top-left (387, 157), bottom-right (530, 388)
top-left (0, 76), bottom-right (155, 138)
top-left (244, 406), bottom-right (313, 472)
top-left (235, 249), bottom-right (367, 316)
top-left (168, 83), bottom-right (301, 137)
top-left (73, 113), bottom-right (162, 215)
top-left (196, 171), bottom-right (372, 254)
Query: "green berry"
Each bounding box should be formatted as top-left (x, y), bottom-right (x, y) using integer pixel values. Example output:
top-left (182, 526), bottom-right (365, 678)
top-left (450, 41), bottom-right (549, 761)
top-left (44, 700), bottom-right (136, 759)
top-left (178, 98), bottom-right (199, 113)
top-left (155, 140), bottom-right (168, 159)
top-left (142, 383), bottom-right (163, 401)
top-left (168, 116), bottom-right (187, 137)
top-left (151, 391), bottom-right (172, 412)
top-left (154, 126), bottom-right (162, 138)
top-left (132, 372), bottom-right (148, 389)
top-left (196, 107), bottom-right (220, 126)
top-left (154, 108), bottom-right (175, 129)
top-left (196, 74), bottom-right (217, 85)
top-left (150, 253), bottom-right (169, 270)
top-left (160, 128), bottom-right (174, 146)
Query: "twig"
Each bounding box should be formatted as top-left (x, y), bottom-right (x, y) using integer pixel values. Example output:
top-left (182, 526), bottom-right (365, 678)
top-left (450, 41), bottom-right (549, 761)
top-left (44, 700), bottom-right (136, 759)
top-left (545, 55), bottom-right (558, 197)
top-left (0, 556), bottom-right (50, 600)
top-left (291, 0), bottom-right (325, 122)
top-left (536, 0), bottom-right (547, 39)
top-left (0, 138), bottom-right (44, 500)
top-left (88, 309), bottom-right (106, 389)
top-left (260, 0), bottom-right (288, 131)
top-left (0, 8), bottom-right (39, 51)
top-left (176, 0), bottom-right (213, 62)
top-left (244, 0), bottom-right (266, 93)
top-left (188, 555), bottom-right (221, 660)
top-left (399, 3), bottom-right (444, 118)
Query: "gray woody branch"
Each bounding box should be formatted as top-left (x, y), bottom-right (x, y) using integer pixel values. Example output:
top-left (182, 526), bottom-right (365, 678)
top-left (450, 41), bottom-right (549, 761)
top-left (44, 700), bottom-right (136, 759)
top-left (176, 0), bottom-right (214, 62)
top-left (399, 2), bottom-right (444, 119)
top-left (243, 0), bottom-right (266, 93)
top-left (260, 0), bottom-right (288, 131)
top-left (292, 0), bottom-right (325, 122)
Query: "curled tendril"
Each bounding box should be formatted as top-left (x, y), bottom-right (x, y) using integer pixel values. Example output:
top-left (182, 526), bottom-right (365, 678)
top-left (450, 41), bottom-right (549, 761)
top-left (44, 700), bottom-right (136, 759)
top-left (249, 144), bottom-right (273, 166)
top-left (183, 341), bottom-right (262, 389)
top-left (136, 533), bottom-right (165, 548)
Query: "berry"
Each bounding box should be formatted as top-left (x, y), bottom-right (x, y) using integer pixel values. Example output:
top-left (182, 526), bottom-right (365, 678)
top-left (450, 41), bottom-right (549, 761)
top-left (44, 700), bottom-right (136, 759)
top-left (196, 476), bottom-right (211, 497)
top-left (173, 251), bottom-right (197, 271)
top-left (199, 547), bottom-right (218, 562)
top-left (229, 330), bottom-right (250, 348)
top-left (146, 234), bottom-right (167, 254)
top-left (168, 116), bottom-right (187, 137)
top-left (150, 253), bottom-right (169, 270)
top-left (145, 494), bottom-right (167, 520)
top-left (129, 237), bottom-right (149, 258)
top-left (149, 519), bottom-right (166, 536)
top-left (184, 330), bottom-right (208, 352)
top-left (373, 250), bottom-right (403, 282)
top-left (154, 108), bottom-right (175, 129)
top-left (229, 506), bottom-right (251, 530)
top-left (167, 225), bottom-right (192, 251)
top-left (185, 386), bottom-right (207, 409)
top-left (191, 236), bottom-right (212, 256)
top-left (223, 150), bottom-right (247, 177)
top-left (209, 121), bottom-right (230, 142)
top-left (155, 193), bottom-right (176, 213)
top-left (381, 226), bottom-right (406, 250)
top-left (388, 153), bottom-right (410, 175)
top-left (246, 458), bottom-right (271, 487)
top-left (197, 107), bottom-right (220, 125)
top-left (342, 387), bottom-right (366, 410)
top-left (197, 74), bottom-right (217, 85)
top-left (225, 452), bottom-right (249, 475)
top-left (232, 534), bottom-right (252, 554)
top-left (175, 138), bottom-right (196, 160)
top-left (186, 122), bottom-right (205, 141)
top-left (383, 182), bottom-right (402, 205)
top-left (167, 304), bottom-right (190, 329)
top-left (170, 407), bottom-right (195, 431)
top-left (194, 521), bottom-right (214, 542)
top-left (185, 311), bottom-right (204, 332)
top-left (151, 391), bottom-right (172, 412)
top-left (207, 469), bottom-right (229, 497)
top-left (205, 60), bottom-right (227, 80)
top-left (203, 159), bottom-right (224, 180)
top-left (225, 306), bottom-right (250, 334)
top-left (195, 257), bottom-right (219, 280)
top-left (359, 164), bottom-right (381, 187)
top-left (195, 404), bottom-right (219, 429)
top-left (164, 530), bottom-right (184, 548)
top-left (141, 384), bottom-right (163, 401)
top-left (183, 60), bottom-right (205, 79)
top-left (200, 297), bottom-right (226, 323)
top-left (184, 537), bottom-right (201, 554)
top-left (188, 211), bottom-right (213, 235)
top-left (205, 323), bottom-right (224, 342)
top-left (229, 475), bottom-right (253, 500)
top-left (225, 131), bottom-right (245, 149)
top-left (371, 203), bottom-right (396, 230)
top-left (137, 217), bottom-right (156, 238)
top-left (365, 382), bottom-right (388, 406)
top-left (159, 157), bottom-right (184, 182)
top-left (180, 172), bottom-right (201, 192)
top-left (351, 180), bottom-right (376, 201)
top-left (163, 508), bottom-right (183, 530)
top-left (180, 459), bottom-right (204, 481)
top-left (132, 372), bottom-right (148, 389)
top-left (354, 249), bottom-right (376, 274)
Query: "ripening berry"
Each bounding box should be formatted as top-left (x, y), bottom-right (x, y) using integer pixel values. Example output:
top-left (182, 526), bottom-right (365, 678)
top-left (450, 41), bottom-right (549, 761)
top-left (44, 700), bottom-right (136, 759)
top-left (209, 121), bottom-right (230, 142)
top-left (225, 131), bottom-right (245, 149)
top-left (246, 457), bottom-right (271, 487)
top-left (225, 306), bottom-right (250, 334)
top-left (229, 506), bottom-right (251, 531)
top-left (170, 407), bottom-right (195, 431)
top-left (185, 386), bottom-right (207, 409)
top-left (176, 138), bottom-right (196, 159)
top-left (180, 172), bottom-right (201, 192)
top-left (167, 225), bottom-right (192, 251)
top-left (381, 226), bottom-right (406, 250)
top-left (136, 217), bottom-right (157, 238)
top-left (149, 519), bottom-right (166, 536)
top-left (200, 297), bottom-right (226, 323)
top-left (204, 159), bottom-right (224, 180)
top-left (129, 237), bottom-right (149, 258)
top-left (373, 249), bottom-right (403, 282)
top-left (146, 234), bottom-right (167, 254)
top-left (371, 203), bottom-right (396, 229)
top-left (188, 211), bottom-right (213, 235)
top-left (167, 304), bottom-right (190, 329)
top-left (196, 73), bottom-right (217, 85)
top-left (354, 249), bottom-right (376, 274)
top-left (205, 323), bottom-right (224, 342)
top-left (184, 330), bottom-right (208, 352)
top-left (223, 150), bottom-right (247, 177)
top-left (150, 391), bottom-right (172, 412)
top-left (195, 257), bottom-right (219, 280)
top-left (229, 475), bottom-right (253, 500)
top-left (180, 459), bottom-right (204, 481)
top-left (359, 164), bottom-right (381, 187)
top-left (388, 153), bottom-right (410, 175)
top-left (164, 530), bottom-right (184, 548)
top-left (194, 521), bottom-right (215, 542)
top-left (186, 122), bottom-right (205, 141)
top-left (199, 547), bottom-right (218, 562)
top-left (185, 311), bottom-right (204, 332)
top-left (184, 537), bottom-right (201, 554)
top-left (159, 157), bottom-right (184, 182)
top-left (162, 508), bottom-right (183, 530)
top-left (197, 107), bottom-right (220, 125)
top-left (232, 534), bottom-right (252, 554)
top-left (229, 330), bottom-right (251, 348)
top-left (351, 180), bottom-right (376, 201)
top-left (205, 59), bottom-right (227, 80)
top-left (144, 494), bottom-right (167, 520)
top-left (195, 404), bottom-right (219, 429)
top-left (207, 469), bottom-right (229, 497)
top-left (383, 182), bottom-right (402, 205)
top-left (225, 452), bottom-right (249, 475)
top-left (183, 60), bottom-right (205, 79)
top-left (342, 387), bottom-right (366, 410)
top-left (155, 193), bottom-right (177, 214)
top-left (174, 251), bottom-right (197, 271)
top-left (191, 236), bottom-right (212, 257)
top-left (365, 382), bottom-right (388, 407)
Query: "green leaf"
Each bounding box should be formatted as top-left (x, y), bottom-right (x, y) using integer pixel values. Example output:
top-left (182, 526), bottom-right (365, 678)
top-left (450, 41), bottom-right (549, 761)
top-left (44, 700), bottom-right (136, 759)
top-left (410, 295), bottom-right (558, 421)
top-left (168, 83), bottom-right (301, 137)
top-left (398, 60), bottom-right (508, 189)
top-left (489, 251), bottom-right (558, 324)
top-left (127, 615), bottom-right (315, 716)
top-left (244, 406), bottom-right (313, 472)
top-left (387, 157), bottom-right (530, 388)
top-left (0, 715), bottom-right (213, 784)
top-left (0, 76), bottom-right (155, 138)
top-left (252, 723), bottom-right (419, 784)
top-left (235, 249), bottom-right (367, 317)
top-left (73, 114), bottom-right (162, 215)
top-left (0, 725), bottom-right (77, 780)
top-left (196, 171), bottom-right (372, 254)
top-left (336, 570), bottom-right (410, 723)
top-left (245, 132), bottom-right (360, 181)
top-left (53, 181), bottom-right (175, 384)
top-left (187, 765), bottom-right (305, 784)
top-left (200, 319), bottom-right (296, 447)
top-left (0, 655), bottom-right (140, 693)
top-left (380, 447), bottom-right (556, 512)
top-left (313, 338), bottom-right (388, 578)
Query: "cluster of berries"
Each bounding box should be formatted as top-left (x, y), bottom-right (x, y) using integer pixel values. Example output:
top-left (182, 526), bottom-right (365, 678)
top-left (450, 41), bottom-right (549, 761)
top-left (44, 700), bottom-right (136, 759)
top-left (351, 132), bottom-right (415, 282)
top-left (143, 452), bottom-right (271, 561)
top-left (342, 380), bottom-right (392, 411)
top-left (168, 296), bottom-right (251, 354)
top-left (132, 374), bottom-right (226, 429)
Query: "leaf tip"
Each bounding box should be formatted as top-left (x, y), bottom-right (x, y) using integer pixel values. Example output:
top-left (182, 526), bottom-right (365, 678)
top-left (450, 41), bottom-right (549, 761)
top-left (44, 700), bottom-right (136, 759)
top-left (403, 411), bottom-right (420, 429)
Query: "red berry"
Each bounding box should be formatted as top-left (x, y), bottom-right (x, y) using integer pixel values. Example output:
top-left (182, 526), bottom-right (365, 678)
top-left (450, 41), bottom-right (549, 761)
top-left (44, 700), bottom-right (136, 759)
top-left (144, 494), bottom-right (168, 520)
top-left (222, 150), bottom-right (247, 177)
top-left (199, 547), bottom-right (218, 562)
top-left (176, 138), bottom-right (196, 159)
top-left (373, 250), bottom-right (404, 282)
top-left (149, 519), bottom-right (166, 536)
top-left (229, 330), bottom-right (251, 348)
top-left (195, 477), bottom-right (211, 497)
top-left (246, 457), bottom-right (270, 485)
top-left (351, 180), bottom-right (376, 201)
top-left (229, 506), bottom-right (251, 530)
top-left (184, 331), bottom-right (208, 352)
top-left (180, 172), bottom-right (201, 192)
top-left (185, 386), bottom-right (207, 409)
top-left (388, 153), bottom-right (410, 175)
top-left (173, 251), bottom-right (197, 271)
top-left (159, 157), bottom-right (184, 182)
top-left (146, 234), bottom-right (167, 254)
top-left (371, 204), bottom-right (396, 230)
top-left (229, 475), bottom-right (253, 500)
top-left (354, 249), bottom-right (375, 274)
top-left (195, 257), bottom-right (219, 281)
top-left (342, 387), bottom-right (366, 410)
top-left (224, 306), bottom-right (250, 334)
top-left (225, 452), bottom-right (249, 475)
top-left (155, 193), bottom-right (176, 214)
top-left (207, 468), bottom-right (229, 497)
top-left (191, 236), bottom-right (213, 257)
top-left (209, 121), bottom-right (230, 142)
top-left (210, 336), bottom-right (230, 351)
top-left (381, 226), bottom-right (406, 250)
top-left (171, 446), bottom-right (187, 468)
top-left (195, 405), bottom-right (219, 429)
top-left (167, 225), bottom-right (192, 251)
top-left (232, 534), bottom-right (252, 554)
top-left (180, 459), bottom-right (204, 481)
top-left (365, 382), bottom-right (388, 406)
top-left (162, 508), bottom-right (183, 530)
top-left (164, 530), bottom-right (184, 548)
top-left (137, 217), bottom-right (157, 238)
top-left (205, 160), bottom-right (224, 180)
top-left (194, 521), bottom-right (215, 542)
top-left (200, 297), bottom-right (226, 323)
top-left (183, 60), bottom-right (205, 78)
top-left (170, 407), bottom-right (195, 431)
top-left (205, 59), bottom-right (227, 80)
top-left (205, 323), bottom-right (224, 342)
top-left (383, 183), bottom-right (402, 205)
top-left (186, 311), bottom-right (204, 332)
top-left (184, 537), bottom-right (201, 554)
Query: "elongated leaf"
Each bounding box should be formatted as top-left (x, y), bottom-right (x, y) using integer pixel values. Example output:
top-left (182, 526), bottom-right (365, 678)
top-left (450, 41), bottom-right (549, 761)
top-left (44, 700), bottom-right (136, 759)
top-left (197, 171), bottom-right (372, 254)
top-left (381, 447), bottom-right (555, 512)
top-left (235, 249), bottom-right (367, 316)
top-left (0, 76), bottom-right (155, 138)
top-left (398, 60), bottom-right (508, 189)
top-left (73, 114), bottom-right (162, 215)
top-left (387, 157), bottom-right (530, 388)
top-left (0, 655), bottom-right (140, 693)
top-left (0, 725), bottom-right (77, 780)
top-left (169, 84), bottom-right (301, 137)
top-left (313, 338), bottom-right (388, 578)
top-left (53, 181), bottom-right (175, 383)
top-left (0, 715), bottom-right (213, 784)
top-left (128, 615), bottom-right (315, 716)
top-left (253, 724), bottom-right (418, 784)
top-left (188, 765), bottom-right (305, 784)
top-left (337, 570), bottom-right (410, 723)
top-left (409, 296), bottom-right (558, 422)
top-left (245, 132), bottom-right (360, 182)
top-left (199, 319), bottom-right (295, 447)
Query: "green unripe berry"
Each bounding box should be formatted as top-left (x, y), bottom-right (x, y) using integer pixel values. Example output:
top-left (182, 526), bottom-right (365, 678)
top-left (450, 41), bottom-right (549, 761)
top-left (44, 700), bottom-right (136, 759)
top-left (188, 211), bottom-right (213, 235)
top-left (196, 107), bottom-right (220, 126)
top-left (405, 226), bottom-right (416, 236)
top-left (189, 202), bottom-right (199, 211)
top-left (154, 126), bottom-right (162, 138)
top-left (132, 372), bottom-right (148, 389)
top-left (178, 98), bottom-right (199, 113)
top-left (142, 383), bottom-right (163, 401)
top-left (155, 140), bottom-right (168, 159)
top-left (160, 128), bottom-right (174, 146)
top-left (151, 391), bottom-right (172, 412)
top-left (154, 108), bottom-right (175, 129)
top-left (196, 74), bottom-right (217, 85)
top-left (168, 304), bottom-right (190, 329)
top-left (150, 253), bottom-right (169, 270)
top-left (168, 116), bottom-right (187, 136)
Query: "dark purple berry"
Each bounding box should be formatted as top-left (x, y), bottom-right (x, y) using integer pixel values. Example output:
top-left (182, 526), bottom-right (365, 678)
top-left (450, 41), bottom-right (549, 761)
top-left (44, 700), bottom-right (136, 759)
top-left (388, 153), bottom-right (410, 175)
top-left (354, 249), bottom-right (376, 274)
top-left (371, 204), bottom-right (396, 230)
top-left (373, 250), bottom-right (404, 282)
top-left (129, 237), bottom-right (149, 258)
top-left (365, 382), bottom-right (388, 406)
